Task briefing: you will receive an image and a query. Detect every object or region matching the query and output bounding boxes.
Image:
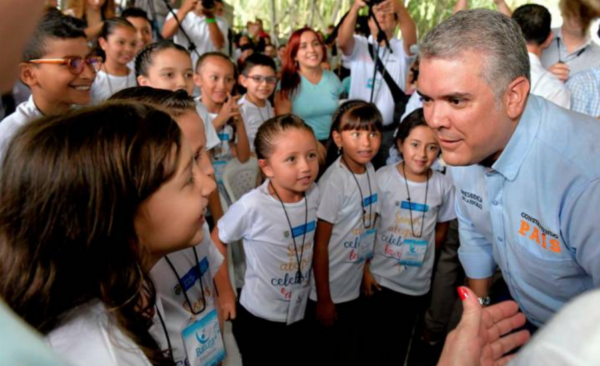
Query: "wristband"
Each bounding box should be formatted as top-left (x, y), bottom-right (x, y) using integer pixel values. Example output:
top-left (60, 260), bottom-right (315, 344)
top-left (205, 17), bottom-right (216, 24)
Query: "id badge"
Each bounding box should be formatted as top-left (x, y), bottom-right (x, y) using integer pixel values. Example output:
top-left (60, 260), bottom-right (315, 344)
top-left (399, 239), bottom-right (428, 267)
top-left (181, 309), bottom-right (226, 366)
top-left (287, 281), bottom-right (310, 325)
top-left (358, 228), bottom-right (376, 262)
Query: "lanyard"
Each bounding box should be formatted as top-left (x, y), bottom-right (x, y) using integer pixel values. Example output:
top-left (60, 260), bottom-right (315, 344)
top-left (556, 37), bottom-right (587, 64)
top-left (341, 156), bottom-right (374, 229)
top-left (402, 162), bottom-right (429, 238)
top-left (156, 247), bottom-right (207, 362)
top-left (269, 181), bottom-right (308, 283)
top-left (165, 247), bottom-right (206, 316)
top-left (155, 305), bottom-right (174, 362)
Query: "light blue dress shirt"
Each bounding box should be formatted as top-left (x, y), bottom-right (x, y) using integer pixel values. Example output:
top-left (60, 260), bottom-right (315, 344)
top-left (450, 95), bottom-right (600, 327)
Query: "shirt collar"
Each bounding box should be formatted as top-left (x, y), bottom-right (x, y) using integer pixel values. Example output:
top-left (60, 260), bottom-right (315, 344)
top-left (491, 95), bottom-right (541, 181)
top-left (528, 52), bottom-right (542, 67)
top-left (554, 27), bottom-right (593, 56)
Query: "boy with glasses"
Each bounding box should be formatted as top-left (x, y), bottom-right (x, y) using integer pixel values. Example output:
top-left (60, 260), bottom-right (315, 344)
top-left (0, 11), bottom-right (98, 163)
top-left (238, 53), bottom-right (277, 151)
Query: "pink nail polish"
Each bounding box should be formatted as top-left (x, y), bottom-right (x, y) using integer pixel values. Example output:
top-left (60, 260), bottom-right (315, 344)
top-left (457, 287), bottom-right (469, 301)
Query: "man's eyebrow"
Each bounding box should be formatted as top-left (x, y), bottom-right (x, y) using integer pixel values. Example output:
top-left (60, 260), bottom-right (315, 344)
top-left (417, 90), bottom-right (472, 99)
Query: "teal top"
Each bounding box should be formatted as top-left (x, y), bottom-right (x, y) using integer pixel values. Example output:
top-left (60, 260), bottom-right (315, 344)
top-left (288, 70), bottom-right (342, 141)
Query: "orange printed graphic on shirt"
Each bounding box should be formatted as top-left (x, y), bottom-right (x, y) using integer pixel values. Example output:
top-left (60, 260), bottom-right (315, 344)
top-left (518, 219), bottom-right (561, 254)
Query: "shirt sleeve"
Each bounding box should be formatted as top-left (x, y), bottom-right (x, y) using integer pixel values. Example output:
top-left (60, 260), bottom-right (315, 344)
top-left (341, 35), bottom-right (366, 63)
top-left (317, 170), bottom-right (345, 224)
top-left (456, 190), bottom-right (497, 279)
top-left (217, 199), bottom-right (252, 244)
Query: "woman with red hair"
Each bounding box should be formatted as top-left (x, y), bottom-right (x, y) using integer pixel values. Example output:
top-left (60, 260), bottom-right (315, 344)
top-left (275, 27), bottom-right (342, 146)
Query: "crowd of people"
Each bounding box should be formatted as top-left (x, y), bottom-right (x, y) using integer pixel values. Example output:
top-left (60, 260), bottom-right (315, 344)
top-left (1, 0), bottom-right (600, 366)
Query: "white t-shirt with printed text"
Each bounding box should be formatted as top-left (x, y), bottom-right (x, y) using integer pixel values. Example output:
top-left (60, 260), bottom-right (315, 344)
top-left (370, 165), bottom-right (455, 296)
top-left (150, 223), bottom-right (223, 366)
top-left (218, 181), bottom-right (320, 322)
top-left (309, 157), bottom-right (380, 303)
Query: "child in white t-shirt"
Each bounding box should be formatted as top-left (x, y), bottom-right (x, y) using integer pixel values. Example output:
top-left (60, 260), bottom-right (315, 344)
top-left (0, 103), bottom-right (216, 366)
top-left (109, 87), bottom-right (236, 366)
top-left (213, 115), bottom-right (320, 366)
top-left (238, 53), bottom-right (277, 152)
top-left (91, 18), bottom-right (138, 104)
top-left (194, 52), bottom-right (251, 199)
top-left (310, 100), bottom-right (382, 364)
top-left (364, 108), bottom-right (455, 365)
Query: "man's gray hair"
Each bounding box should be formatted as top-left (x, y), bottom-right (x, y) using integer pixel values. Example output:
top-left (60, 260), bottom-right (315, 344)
top-left (419, 9), bottom-right (530, 98)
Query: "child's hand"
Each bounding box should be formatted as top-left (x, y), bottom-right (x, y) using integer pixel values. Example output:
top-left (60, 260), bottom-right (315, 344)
top-left (219, 288), bottom-right (237, 321)
top-left (213, 93), bottom-right (241, 129)
top-left (316, 299), bottom-right (337, 327)
top-left (362, 267), bottom-right (381, 297)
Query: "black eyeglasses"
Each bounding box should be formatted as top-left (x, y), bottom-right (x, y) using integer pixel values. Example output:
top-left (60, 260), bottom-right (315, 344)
top-left (28, 56), bottom-right (103, 75)
top-left (246, 74), bottom-right (278, 85)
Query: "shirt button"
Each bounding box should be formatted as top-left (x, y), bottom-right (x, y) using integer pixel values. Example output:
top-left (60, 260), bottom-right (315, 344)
top-left (497, 236), bottom-right (503, 242)
top-left (492, 200), bottom-right (499, 206)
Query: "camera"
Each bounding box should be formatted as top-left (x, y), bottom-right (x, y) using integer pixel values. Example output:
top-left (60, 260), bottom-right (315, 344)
top-left (366, 0), bottom-right (385, 5)
top-left (202, 0), bottom-right (215, 10)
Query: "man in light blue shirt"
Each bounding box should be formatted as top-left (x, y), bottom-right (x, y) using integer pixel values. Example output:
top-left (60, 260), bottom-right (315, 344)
top-left (417, 9), bottom-right (600, 327)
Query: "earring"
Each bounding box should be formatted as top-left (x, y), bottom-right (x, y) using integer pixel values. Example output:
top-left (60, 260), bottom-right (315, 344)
top-left (337, 146), bottom-right (342, 154)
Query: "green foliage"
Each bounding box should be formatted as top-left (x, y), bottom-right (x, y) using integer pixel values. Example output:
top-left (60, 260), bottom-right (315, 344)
top-left (228, 0), bottom-right (536, 40)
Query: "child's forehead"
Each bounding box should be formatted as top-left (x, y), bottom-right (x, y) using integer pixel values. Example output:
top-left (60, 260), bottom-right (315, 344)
top-left (126, 16), bottom-right (151, 28)
top-left (201, 57), bottom-right (234, 75)
top-left (154, 49), bottom-right (192, 67)
top-left (247, 65), bottom-right (276, 76)
top-left (109, 26), bottom-right (137, 38)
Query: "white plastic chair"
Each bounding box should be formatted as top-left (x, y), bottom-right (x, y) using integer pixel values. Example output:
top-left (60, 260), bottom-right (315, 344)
top-left (222, 157), bottom-right (259, 202)
top-left (221, 157), bottom-right (259, 292)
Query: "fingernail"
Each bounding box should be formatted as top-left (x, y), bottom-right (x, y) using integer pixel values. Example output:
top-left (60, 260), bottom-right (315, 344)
top-left (457, 287), bottom-right (469, 301)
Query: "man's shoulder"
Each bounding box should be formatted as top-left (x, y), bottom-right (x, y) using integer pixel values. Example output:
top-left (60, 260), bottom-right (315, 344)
top-left (569, 65), bottom-right (600, 85)
top-left (529, 96), bottom-right (600, 177)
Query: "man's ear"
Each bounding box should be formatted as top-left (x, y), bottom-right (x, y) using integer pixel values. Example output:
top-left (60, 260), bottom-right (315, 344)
top-left (19, 63), bottom-right (38, 88)
top-left (503, 76), bottom-right (530, 120)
